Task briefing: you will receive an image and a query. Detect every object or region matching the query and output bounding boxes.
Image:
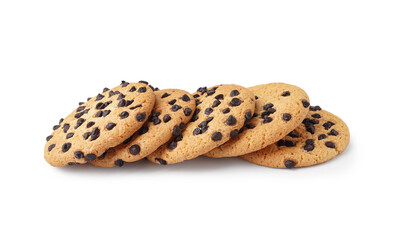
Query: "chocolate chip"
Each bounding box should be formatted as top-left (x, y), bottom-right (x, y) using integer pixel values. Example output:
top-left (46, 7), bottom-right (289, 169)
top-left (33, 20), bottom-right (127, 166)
top-left (90, 127), bottom-right (100, 141)
top-left (62, 123), bottom-right (70, 133)
top-left (83, 132), bottom-right (91, 140)
top-left (206, 87), bottom-right (217, 96)
top-left (212, 100), bottom-right (221, 108)
top-left (282, 91), bottom-right (290, 97)
top-left (205, 108), bottom-right (213, 115)
top-left (245, 111), bottom-right (252, 120)
top-left (86, 121), bottom-right (95, 128)
top-left (193, 128), bottom-right (202, 135)
top-left (58, 118), bottom-right (64, 124)
top-left (193, 94), bottom-right (200, 98)
top-left (312, 114), bottom-right (321, 119)
top-left (303, 118), bottom-right (316, 134)
top-left (255, 96), bottom-right (258, 100)
top-left (130, 104), bottom-right (142, 110)
top-left (168, 99), bottom-right (176, 105)
top-left (284, 160), bottom-right (296, 169)
top-left (171, 105), bottom-right (182, 112)
top-left (76, 106), bottom-right (86, 112)
top-left (95, 111), bottom-right (103, 118)
top-left (125, 100), bottom-right (134, 107)
top-left (328, 129), bottom-right (339, 136)
top-left (74, 118), bottom-right (85, 129)
top-left (121, 81), bottom-right (129, 87)
top-left (283, 113), bottom-right (292, 121)
top-left (102, 110), bottom-right (111, 117)
top-left (120, 111), bottom-right (129, 119)
top-left (318, 134), bottom-right (327, 140)
top-left (136, 113), bottom-right (146, 122)
top-left (288, 131), bottom-right (300, 138)
top-left (230, 90), bottom-right (239, 97)
top-left (117, 93), bottom-right (126, 100)
top-left (246, 124), bottom-right (256, 129)
top-left (129, 86), bottom-right (136, 92)
top-left (197, 86), bottom-right (207, 93)
top-left (106, 122), bottom-right (116, 130)
top-left (98, 151), bottom-right (107, 160)
top-left (129, 144), bottom-right (141, 155)
top-left (139, 80), bottom-right (149, 85)
top-left (183, 108), bottom-right (192, 116)
top-left (161, 93), bottom-right (170, 98)
top-left (263, 103), bottom-right (274, 111)
top-left (180, 94), bottom-right (190, 102)
top-left (79, 102), bottom-right (84, 106)
top-left (168, 141), bottom-right (177, 150)
top-left (123, 136), bottom-right (133, 144)
top-left (153, 117), bottom-right (162, 125)
top-left (103, 87), bottom-right (110, 92)
top-left (222, 108), bottom-right (230, 114)
top-left (87, 97), bottom-right (92, 101)
top-left (138, 87), bottom-right (147, 93)
top-left (277, 140), bottom-right (296, 147)
top-left (175, 135), bottom-right (183, 142)
top-left (115, 159), bottom-right (124, 167)
top-left (211, 132), bottom-right (222, 141)
top-left (85, 154), bottom-right (96, 162)
top-left (302, 99), bottom-right (310, 108)
top-left (215, 94), bottom-right (224, 100)
top-left (118, 99), bottom-right (126, 107)
top-left (62, 143), bottom-right (71, 152)
top-left (195, 100), bottom-right (202, 106)
top-left (325, 142), bottom-right (336, 148)
top-left (323, 121), bottom-right (335, 130)
top-left (74, 112), bottom-right (84, 118)
top-left (263, 116), bottom-right (273, 124)
top-left (46, 135), bottom-right (53, 141)
top-left (96, 94), bottom-right (104, 101)
top-left (229, 98), bottom-right (241, 107)
top-left (309, 106), bottom-right (322, 111)
top-left (172, 125), bottom-right (182, 136)
top-left (156, 158), bottom-right (167, 165)
top-left (226, 115), bottom-right (237, 125)
top-left (74, 151), bottom-right (84, 159)
top-left (66, 133), bottom-right (74, 139)
top-left (230, 129), bottom-right (239, 138)
top-left (83, 108), bottom-right (90, 114)
top-left (304, 139), bottom-right (315, 152)
top-left (163, 114), bottom-right (171, 123)
top-left (48, 144), bottom-right (56, 152)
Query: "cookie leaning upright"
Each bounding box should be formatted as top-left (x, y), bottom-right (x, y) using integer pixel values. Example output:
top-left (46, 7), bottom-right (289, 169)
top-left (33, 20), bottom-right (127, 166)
top-left (44, 81), bottom-right (156, 167)
top-left (205, 83), bottom-right (310, 158)
top-left (90, 89), bottom-right (196, 167)
top-left (241, 107), bottom-right (350, 168)
top-left (147, 84), bottom-right (255, 165)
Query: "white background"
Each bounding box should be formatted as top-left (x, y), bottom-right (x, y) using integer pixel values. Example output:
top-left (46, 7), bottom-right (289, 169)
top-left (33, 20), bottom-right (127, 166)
top-left (1, 1), bottom-right (394, 239)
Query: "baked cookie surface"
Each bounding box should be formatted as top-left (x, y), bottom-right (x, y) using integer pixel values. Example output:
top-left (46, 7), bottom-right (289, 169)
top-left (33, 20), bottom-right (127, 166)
top-left (205, 83), bottom-right (310, 158)
top-left (241, 108), bottom-right (350, 168)
top-left (147, 84), bottom-right (255, 165)
top-left (44, 81), bottom-right (155, 167)
top-left (90, 89), bottom-right (196, 167)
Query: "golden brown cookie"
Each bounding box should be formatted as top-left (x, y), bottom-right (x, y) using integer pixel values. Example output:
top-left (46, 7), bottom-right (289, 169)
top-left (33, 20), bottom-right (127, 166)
top-left (90, 89), bottom-right (196, 167)
top-left (147, 84), bottom-right (256, 165)
top-left (241, 108), bottom-right (350, 168)
top-left (205, 83), bottom-right (310, 158)
top-left (44, 81), bottom-right (156, 167)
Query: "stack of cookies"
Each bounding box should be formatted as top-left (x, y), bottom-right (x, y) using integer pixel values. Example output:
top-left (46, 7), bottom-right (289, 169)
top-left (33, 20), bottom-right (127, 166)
top-left (44, 81), bottom-right (350, 169)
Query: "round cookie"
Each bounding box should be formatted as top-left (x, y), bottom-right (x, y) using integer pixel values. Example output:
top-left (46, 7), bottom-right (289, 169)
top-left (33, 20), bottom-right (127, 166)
top-left (147, 84), bottom-right (256, 165)
top-left (241, 108), bottom-right (350, 168)
top-left (205, 83), bottom-right (310, 158)
top-left (44, 81), bottom-right (156, 167)
top-left (90, 89), bottom-right (196, 167)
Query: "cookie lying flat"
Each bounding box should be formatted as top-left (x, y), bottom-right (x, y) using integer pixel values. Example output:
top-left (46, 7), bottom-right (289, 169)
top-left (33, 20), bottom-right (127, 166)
top-left (90, 89), bottom-right (196, 167)
top-left (44, 81), bottom-right (156, 167)
top-left (147, 84), bottom-right (255, 165)
top-left (205, 83), bottom-right (310, 158)
top-left (241, 108), bottom-right (350, 168)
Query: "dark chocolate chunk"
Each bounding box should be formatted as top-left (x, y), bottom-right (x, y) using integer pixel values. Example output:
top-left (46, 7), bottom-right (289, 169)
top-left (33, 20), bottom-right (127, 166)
top-left (63, 123), bottom-right (70, 133)
top-left (211, 132), bottom-right (222, 141)
top-left (138, 87), bottom-right (147, 93)
top-left (197, 86), bottom-right (207, 93)
top-left (121, 80), bottom-right (129, 87)
top-left (277, 140), bottom-right (296, 147)
top-left (153, 117), bottom-right (162, 125)
top-left (193, 128), bottom-right (202, 135)
top-left (78, 102), bottom-right (84, 106)
top-left (302, 99), bottom-right (310, 108)
top-left (59, 118), bottom-right (64, 124)
top-left (325, 142), bottom-right (336, 148)
top-left (120, 111), bottom-right (129, 119)
top-left (90, 127), bottom-right (100, 141)
top-left (172, 125), bottom-right (182, 136)
top-left (95, 111), bottom-right (103, 118)
top-left (288, 131), bottom-right (300, 138)
top-left (168, 141), bottom-right (177, 150)
top-left (284, 160), bottom-right (296, 169)
top-left (229, 98), bottom-right (241, 107)
top-left (282, 91), bottom-right (290, 97)
top-left (129, 86), bottom-right (136, 92)
top-left (180, 94), bottom-right (190, 102)
top-left (46, 135), bottom-right (53, 141)
top-left (195, 100), bottom-right (202, 106)
top-left (304, 139), bottom-right (315, 152)
top-left (62, 142), bottom-right (71, 152)
top-left (171, 105), bottom-right (182, 112)
top-left (86, 121), bottom-right (95, 128)
top-left (212, 100), bottom-right (221, 108)
top-left (98, 151), bottom-right (107, 159)
top-left (117, 93), bottom-right (126, 100)
top-left (67, 162), bottom-right (79, 166)
top-left (103, 87), bottom-right (110, 92)
top-left (163, 114), bottom-right (171, 123)
top-left (106, 122), bottom-right (116, 130)
top-left (139, 80), bottom-right (148, 85)
top-left (175, 135), bottom-right (183, 142)
top-left (102, 110), bottom-right (111, 117)
top-left (83, 108), bottom-right (90, 114)
top-left (179, 123), bottom-right (186, 130)
top-left (323, 121), bottom-right (335, 130)
top-left (83, 132), bottom-right (91, 140)
top-left (74, 112), bottom-right (84, 118)
top-left (215, 94), bottom-right (224, 100)
top-left (283, 113), bottom-right (292, 121)
top-left (74, 151), bottom-right (84, 159)
top-left (76, 106), bottom-right (86, 112)
top-left (226, 115), bottom-right (237, 125)
top-left (136, 113), bottom-right (146, 122)
top-left (318, 134), bottom-right (327, 140)
top-left (255, 96), bottom-right (258, 100)
top-left (48, 144), bottom-right (56, 152)
top-left (118, 99), bottom-right (126, 107)
top-left (263, 103), bottom-right (274, 111)
top-left (96, 102), bottom-right (106, 110)
top-left (205, 108), bottom-right (213, 115)
top-left (246, 124), bottom-right (256, 129)
top-left (168, 99), bottom-right (176, 105)
top-left (328, 129), bottom-right (339, 136)
top-left (161, 93), bottom-right (170, 98)
top-left (193, 94), bottom-right (200, 98)
top-left (245, 111), bottom-right (252, 120)
top-left (184, 108), bottom-right (192, 116)
top-left (96, 94), bottom-right (104, 101)
top-left (74, 118), bottom-right (85, 129)
top-left (125, 100), bottom-right (134, 107)
top-left (130, 104), bottom-right (142, 110)
top-left (123, 136), bottom-right (133, 144)
top-left (115, 159), bottom-right (124, 167)
top-left (222, 108), bottom-right (230, 114)
top-left (156, 158), bottom-right (167, 165)
top-left (206, 87), bottom-right (217, 96)
top-left (263, 116), bottom-right (273, 124)
top-left (66, 133), bottom-right (74, 139)
top-left (312, 114), bottom-right (321, 119)
top-left (129, 144), bottom-right (141, 155)
top-left (85, 154), bottom-right (96, 162)
top-left (309, 106), bottom-right (322, 111)
top-left (230, 90), bottom-right (239, 97)
top-left (230, 129), bottom-right (239, 138)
